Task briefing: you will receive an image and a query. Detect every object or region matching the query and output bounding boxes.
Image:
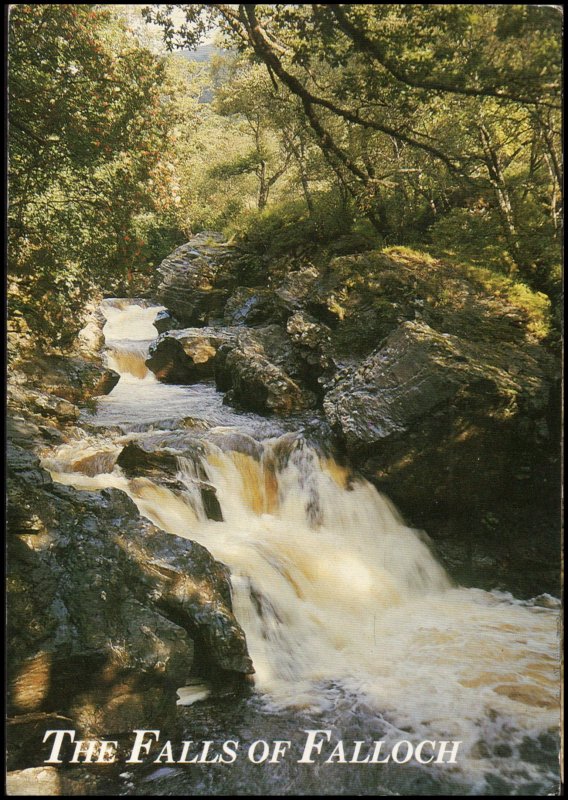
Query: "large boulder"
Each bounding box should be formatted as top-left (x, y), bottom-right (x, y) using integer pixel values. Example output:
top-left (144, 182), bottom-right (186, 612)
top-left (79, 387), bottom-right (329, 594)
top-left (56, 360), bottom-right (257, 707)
top-left (215, 325), bottom-right (318, 414)
top-left (286, 311), bottom-right (335, 380)
top-left (146, 327), bottom-right (238, 384)
top-left (324, 320), bottom-right (560, 594)
top-left (324, 320), bottom-right (551, 447)
top-left (15, 353), bottom-right (119, 405)
top-left (266, 247), bottom-right (553, 361)
top-left (7, 426), bottom-right (252, 757)
top-left (156, 232), bottom-right (239, 327)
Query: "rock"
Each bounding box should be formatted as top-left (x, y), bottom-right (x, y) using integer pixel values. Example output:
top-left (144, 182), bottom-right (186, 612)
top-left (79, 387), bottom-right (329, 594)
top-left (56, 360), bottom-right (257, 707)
top-left (153, 309), bottom-right (182, 335)
top-left (266, 247), bottom-right (553, 363)
top-left (224, 287), bottom-right (275, 326)
top-left (286, 311), bottom-right (335, 380)
top-left (324, 320), bottom-right (551, 449)
top-left (10, 294), bottom-right (119, 406)
top-left (116, 440), bottom-right (223, 522)
top-left (146, 328), bottom-right (238, 384)
top-left (116, 440), bottom-right (180, 474)
top-left (7, 445), bottom-right (252, 743)
top-left (16, 353), bottom-right (119, 405)
top-left (6, 766), bottom-right (77, 796)
top-left (24, 391), bottom-right (80, 423)
top-left (156, 233), bottom-right (239, 327)
top-left (76, 303), bottom-right (107, 355)
top-left (272, 263), bottom-right (322, 315)
top-left (116, 527), bottom-right (252, 676)
top-left (96, 369), bottom-right (121, 395)
top-left (323, 319), bottom-right (559, 595)
top-left (214, 325), bottom-right (318, 414)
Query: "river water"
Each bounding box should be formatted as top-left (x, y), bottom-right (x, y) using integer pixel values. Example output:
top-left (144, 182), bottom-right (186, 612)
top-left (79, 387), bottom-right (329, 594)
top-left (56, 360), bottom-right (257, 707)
top-left (42, 299), bottom-right (561, 795)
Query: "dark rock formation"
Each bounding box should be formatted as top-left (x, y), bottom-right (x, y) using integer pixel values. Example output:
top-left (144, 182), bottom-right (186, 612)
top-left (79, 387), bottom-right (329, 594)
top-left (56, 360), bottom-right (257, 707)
top-left (146, 327), bottom-right (238, 384)
top-left (7, 410), bottom-right (252, 763)
top-left (263, 247), bottom-right (553, 362)
top-left (153, 308), bottom-right (182, 334)
top-left (116, 439), bottom-right (223, 522)
top-left (116, 440), bottom-right (181, 475)
top-left (324, 319), bottom-right (560, 595)
top-left (324, 320), bottom-right (552, 447)
top-left (286, 311), bottom-right (335, 384)
top-left (224, 287), bottom-right (276, 326)
top-left (156, 232), bottom-right (239, 327)
top-left (21, 389), bottom-right (81, 422)
top-left (214, 325), bottom-right (318, 414)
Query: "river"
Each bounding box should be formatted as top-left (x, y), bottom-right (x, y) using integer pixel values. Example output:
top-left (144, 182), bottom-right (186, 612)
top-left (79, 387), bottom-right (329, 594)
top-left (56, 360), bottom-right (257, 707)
top-left (41, 299), bottom-right (561, 795)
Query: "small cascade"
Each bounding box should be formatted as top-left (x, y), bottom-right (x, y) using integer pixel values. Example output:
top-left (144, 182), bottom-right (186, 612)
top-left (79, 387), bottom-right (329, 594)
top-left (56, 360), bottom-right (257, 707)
top-left (101, 297), bottom-right (164, 381)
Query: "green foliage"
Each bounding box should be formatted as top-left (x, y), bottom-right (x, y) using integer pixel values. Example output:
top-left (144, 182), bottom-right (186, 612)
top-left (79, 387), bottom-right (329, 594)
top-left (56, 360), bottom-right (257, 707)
top-left (380, 246), bottom-right (552, 343)
top-left (145, 4), bottom-right (561, 306)
top-left (8, 4), bottom-right (562, 350)
top-left (460, 264), bottom-right (552, 343)
top-left (429, 207), bottom-right (513, 272)
top-left (8, 4), bottom-right (180, 346)
top-left (230, 190), bottom-right (356, 260)
top-left (208, 151), bottom-right (263, 180)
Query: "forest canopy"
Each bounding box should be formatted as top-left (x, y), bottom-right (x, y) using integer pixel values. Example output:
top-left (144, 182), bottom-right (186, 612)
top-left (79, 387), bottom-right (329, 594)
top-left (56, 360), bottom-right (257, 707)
top-left (8, 4), bottom-right (562, 347)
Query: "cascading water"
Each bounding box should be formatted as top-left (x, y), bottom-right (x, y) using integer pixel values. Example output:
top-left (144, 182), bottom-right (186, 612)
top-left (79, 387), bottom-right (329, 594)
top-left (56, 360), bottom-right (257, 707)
top-left (42, 300), bottom-right (561, 795)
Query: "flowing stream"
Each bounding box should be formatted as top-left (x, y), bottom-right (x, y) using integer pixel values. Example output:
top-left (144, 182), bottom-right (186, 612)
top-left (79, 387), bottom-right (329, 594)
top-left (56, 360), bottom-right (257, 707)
top-left (42, 299), bottom-right (561, 795)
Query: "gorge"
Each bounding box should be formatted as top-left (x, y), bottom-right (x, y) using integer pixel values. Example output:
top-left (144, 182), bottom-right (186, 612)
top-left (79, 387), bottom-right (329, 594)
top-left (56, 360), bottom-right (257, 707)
top-left (7, 235), bottom-right (561, 796)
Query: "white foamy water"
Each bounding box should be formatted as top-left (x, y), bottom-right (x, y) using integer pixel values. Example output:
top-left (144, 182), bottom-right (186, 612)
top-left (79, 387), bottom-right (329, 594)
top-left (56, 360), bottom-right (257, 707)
top-left (92, 299), bottom-right (288, 435)
top-left (43, 300), bottom-right (561, 793)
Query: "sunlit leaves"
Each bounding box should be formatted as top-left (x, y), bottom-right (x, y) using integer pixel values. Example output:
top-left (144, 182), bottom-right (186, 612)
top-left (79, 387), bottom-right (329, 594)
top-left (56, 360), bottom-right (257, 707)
top-left (8, 4), bottom-right (175, 344)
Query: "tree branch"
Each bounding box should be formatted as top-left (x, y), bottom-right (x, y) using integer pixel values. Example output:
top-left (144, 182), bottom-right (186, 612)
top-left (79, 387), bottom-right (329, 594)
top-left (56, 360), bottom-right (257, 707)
top-left (329, 5), bottom-right (561, 110)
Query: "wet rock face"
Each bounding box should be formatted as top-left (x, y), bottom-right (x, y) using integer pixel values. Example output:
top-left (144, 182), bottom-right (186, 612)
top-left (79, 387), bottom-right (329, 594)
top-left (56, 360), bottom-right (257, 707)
top-left (6, 422), bottom-right (252, 747)
top-left (215, 325), bottom-right (318, 414)
top-left (156, 232), bottom-right (240, 327)
top-left (324, 320), bottom-right (552, 448)
top-left (324, 320), bottom-right (560, 595)
top-left (146, 328), bottom-right (238, 384)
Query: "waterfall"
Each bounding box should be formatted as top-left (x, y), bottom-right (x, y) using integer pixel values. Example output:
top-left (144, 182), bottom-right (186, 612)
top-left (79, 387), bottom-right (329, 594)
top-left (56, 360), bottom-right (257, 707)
top-left (101, 298), bottom-right (164, 381)
top-left (42, 299), bottom-right (560, 790)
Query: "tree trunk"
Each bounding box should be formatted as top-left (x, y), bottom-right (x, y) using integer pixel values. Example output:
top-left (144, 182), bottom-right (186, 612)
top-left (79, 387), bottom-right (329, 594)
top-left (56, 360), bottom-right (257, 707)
top-left (478, 124), bottom-right (524, 274)
top-left (257, 160), bottom-right (268, 210)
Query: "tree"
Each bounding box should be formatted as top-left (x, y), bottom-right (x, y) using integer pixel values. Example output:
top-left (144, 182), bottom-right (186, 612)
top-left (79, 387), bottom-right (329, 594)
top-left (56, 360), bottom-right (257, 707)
top-left (8, 4), bottom-right (177, 345)
top-left (214, 60), bottom-right (296, 210)
top-left (143, 4), bottom-right (562, 290)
